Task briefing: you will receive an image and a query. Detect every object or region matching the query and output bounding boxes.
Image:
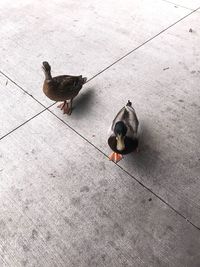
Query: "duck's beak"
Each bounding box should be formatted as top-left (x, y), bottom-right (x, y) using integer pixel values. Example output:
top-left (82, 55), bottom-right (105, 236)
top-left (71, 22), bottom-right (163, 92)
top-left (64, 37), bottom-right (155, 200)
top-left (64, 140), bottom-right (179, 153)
top-left (116, 134), bottom-right (125, 151)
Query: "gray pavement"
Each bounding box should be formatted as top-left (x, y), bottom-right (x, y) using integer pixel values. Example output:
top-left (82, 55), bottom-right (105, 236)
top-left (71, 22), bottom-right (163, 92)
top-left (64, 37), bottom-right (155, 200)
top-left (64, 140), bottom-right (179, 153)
top-left (0, 0), bottom-right (200, 266)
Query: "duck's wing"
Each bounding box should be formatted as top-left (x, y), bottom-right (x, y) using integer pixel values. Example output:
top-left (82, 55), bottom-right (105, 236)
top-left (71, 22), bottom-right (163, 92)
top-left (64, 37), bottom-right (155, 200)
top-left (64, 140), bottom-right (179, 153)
top-left (108, 102), bottom-right (139, 137)
top-left (108, 106), bottom-right (126, 134)
top-left (52, 75), bottom-right (83, 92)
top-left (123, 104), bottom-right (139, 137)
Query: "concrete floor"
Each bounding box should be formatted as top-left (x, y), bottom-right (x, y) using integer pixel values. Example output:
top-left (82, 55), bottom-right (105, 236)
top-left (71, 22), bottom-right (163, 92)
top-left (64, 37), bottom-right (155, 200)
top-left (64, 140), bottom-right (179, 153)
top-left (0, 0), bottom-right (200, 266)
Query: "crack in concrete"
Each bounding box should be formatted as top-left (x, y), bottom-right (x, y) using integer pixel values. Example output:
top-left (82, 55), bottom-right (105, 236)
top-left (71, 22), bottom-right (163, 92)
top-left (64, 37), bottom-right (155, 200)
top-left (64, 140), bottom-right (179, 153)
top-left (46, 108), bottom-right (200, 232)
top-left (0, 105), bottom-right (54, 141)
top-left (161, 0), bottom-right (194, 11)
top-left (86, 6), bottom-right (200, 83)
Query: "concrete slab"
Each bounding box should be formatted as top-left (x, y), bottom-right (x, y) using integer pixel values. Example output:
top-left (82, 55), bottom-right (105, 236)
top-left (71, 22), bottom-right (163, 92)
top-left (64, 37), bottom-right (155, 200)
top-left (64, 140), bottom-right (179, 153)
top-left (0, 0), bottom-right (189, 105)
top-left (163, 0), bottom-right (200, 10)
top-left (50, 10), bottom-right (200, 227)
top-left (0, 73), bottom-right (43, 139)
top-left (0, 111), bottom-right (200, 266)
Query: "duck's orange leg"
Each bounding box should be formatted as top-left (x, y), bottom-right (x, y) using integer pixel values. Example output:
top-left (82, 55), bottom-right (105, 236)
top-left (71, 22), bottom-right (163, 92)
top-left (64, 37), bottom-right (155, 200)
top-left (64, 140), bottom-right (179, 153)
top-left (57, 101), bottom-right (71, 115)
top-left (109, 152), bottom-right (123, 163)
top-left (57, 101), bottom-right (67, 111)
top-left (67, 98), bottom-right (73, 115)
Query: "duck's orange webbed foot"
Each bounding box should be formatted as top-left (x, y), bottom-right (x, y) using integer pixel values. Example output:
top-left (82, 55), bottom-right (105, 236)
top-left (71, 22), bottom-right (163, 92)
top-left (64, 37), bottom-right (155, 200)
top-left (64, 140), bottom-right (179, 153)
top-left (109, 152), bottom-right (123, 163)
top-left (57, 101), bottom-right (71, 115)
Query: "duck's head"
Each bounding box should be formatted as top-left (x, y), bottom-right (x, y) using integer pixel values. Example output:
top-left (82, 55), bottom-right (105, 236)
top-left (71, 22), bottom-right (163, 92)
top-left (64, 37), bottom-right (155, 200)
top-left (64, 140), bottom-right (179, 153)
top-left (114, 121), bottom-right (127, 151)
top-left (42, 61), bottom-right (51, 72)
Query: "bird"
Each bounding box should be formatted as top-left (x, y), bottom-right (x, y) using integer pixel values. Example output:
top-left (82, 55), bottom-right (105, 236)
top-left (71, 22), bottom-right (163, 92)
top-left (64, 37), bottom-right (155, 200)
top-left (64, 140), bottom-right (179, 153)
top-left (42, 61), bottom-right (87, 115)
top-left (108, 100), bottom-right (139, 163)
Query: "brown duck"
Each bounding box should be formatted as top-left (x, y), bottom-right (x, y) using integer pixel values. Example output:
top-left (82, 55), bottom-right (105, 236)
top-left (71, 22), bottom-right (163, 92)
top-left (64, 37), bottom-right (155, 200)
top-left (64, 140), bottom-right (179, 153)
top-left (108, 101), bottom-right (139, 163)
top-left (42, 61), bottom-right (87, 115)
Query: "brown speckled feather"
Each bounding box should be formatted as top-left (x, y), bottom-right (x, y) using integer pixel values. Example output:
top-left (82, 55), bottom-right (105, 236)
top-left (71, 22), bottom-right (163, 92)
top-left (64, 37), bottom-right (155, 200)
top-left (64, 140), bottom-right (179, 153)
top-left (42, 62), bottom-right (87, 102)
top-left (43, 75), bottom-right (85, 101)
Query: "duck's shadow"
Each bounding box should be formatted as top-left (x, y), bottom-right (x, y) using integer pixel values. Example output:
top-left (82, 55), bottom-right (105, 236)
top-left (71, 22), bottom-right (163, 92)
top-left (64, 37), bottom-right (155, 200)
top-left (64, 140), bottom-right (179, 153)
top-left (124, 120), bottom-right (161, 177)
top-left (73, 87), bottom-right (95, 118)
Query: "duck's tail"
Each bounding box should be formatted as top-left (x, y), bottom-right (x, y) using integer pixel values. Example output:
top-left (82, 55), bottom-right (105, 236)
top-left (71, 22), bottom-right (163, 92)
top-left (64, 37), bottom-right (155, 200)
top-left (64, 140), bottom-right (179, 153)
top-left (126, 100), bottom-right (132, 107)
top-left (125, 100), bottom-right (135, 112)
top-left (82, 77), bottom-right (87, 84)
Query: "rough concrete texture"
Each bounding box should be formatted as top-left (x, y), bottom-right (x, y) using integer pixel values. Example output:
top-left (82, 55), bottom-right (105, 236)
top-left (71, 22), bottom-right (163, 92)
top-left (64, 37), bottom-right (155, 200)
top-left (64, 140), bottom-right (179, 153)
top-left (163, 0), bottom-right (200, 9)
top-left (0, 0), bottom-right (200, 266)
top-left (0, 73), bottom-right (43, 138)
top-left (0, 0), bottom-right (189, 105)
